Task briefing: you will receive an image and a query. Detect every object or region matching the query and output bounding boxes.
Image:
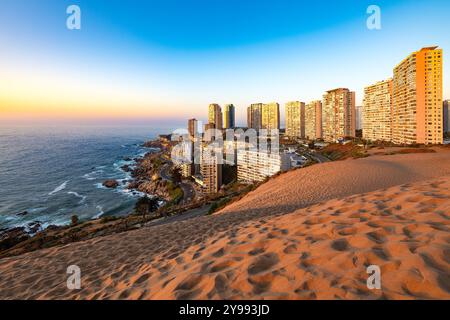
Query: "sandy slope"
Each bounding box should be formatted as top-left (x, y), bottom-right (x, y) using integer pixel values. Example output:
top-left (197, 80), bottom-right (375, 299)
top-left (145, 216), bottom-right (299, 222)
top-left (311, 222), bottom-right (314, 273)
top-left (218, 150), bottom-right (450, 217)
top-left (0, 151), bottom-right (449, 300)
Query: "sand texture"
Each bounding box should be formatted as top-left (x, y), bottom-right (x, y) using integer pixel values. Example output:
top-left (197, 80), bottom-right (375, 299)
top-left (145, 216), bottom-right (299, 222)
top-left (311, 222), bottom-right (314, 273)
top-left (0, 151), bottom-right (449, 300)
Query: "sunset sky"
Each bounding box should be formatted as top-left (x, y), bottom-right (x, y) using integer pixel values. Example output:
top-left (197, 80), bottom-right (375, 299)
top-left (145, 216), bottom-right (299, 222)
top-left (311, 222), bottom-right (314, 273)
top-left (0, 0), bottom-right (449, 126)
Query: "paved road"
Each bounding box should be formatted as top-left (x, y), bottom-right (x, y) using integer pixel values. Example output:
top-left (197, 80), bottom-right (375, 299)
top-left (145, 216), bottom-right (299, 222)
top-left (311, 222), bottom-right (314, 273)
top-left (145, 204), bottom-right (210, 228)
top-left (159, 163), bottom-right (197, 203)
top-left (159, 164), bottom-right (172, 181)
top-left (307, 151), bottom-right (330, 163)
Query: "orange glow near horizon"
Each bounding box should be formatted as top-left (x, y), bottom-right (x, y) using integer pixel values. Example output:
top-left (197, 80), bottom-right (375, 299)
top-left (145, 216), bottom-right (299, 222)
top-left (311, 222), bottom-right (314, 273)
top-left (0, 70), bottom-right (200, 123)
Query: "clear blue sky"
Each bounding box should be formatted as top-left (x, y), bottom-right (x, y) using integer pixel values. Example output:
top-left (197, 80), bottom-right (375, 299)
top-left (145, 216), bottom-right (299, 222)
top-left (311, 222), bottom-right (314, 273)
top-left (0, 0), bottom-right (449, 127)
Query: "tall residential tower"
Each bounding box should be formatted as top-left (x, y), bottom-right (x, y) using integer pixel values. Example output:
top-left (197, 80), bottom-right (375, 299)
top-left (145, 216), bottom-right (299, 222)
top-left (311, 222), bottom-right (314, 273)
top-left (247, 103), bottom-right (263, 130)
top-left (305, 101), bottom-right (322, 140)
top-left (188, 118), bottom-right (198, 138)
top-left (262, 103), bottom-right (280, 133)
top-left (392, 46), bottom-right (443, 145)
top-left (443, 100), bottom-right (449, 135)
top-left (223, 104), bottom-right (236, 129)
top-left (208, 103), bottom-right (223, 130)
top-left (322, 88), bottom-right (356, 142)
top-left (285, 101), bottom-right (305, 139)
top-left (363, 79), bottom-right (393, 142)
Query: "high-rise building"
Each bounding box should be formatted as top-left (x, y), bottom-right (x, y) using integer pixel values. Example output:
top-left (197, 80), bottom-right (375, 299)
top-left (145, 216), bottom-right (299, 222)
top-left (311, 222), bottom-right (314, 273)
top-left (237, 149), bottom-right (290, 183)
top-left (305, 101), bottom-right (322, 140)
top-left (208, 104), bottom-right (223, 130)
top-left (444, 100), bottom-right (449, 134)
top-left (262, 103), bottom-right (280, 133)
top-left (363, 79), bottom-right (393, 142)
top-left (355, 106), bottom-right (363, 131)
top-left (247, 103), bottom-right (263, 130)
top-left (200, 145), bottom-right (222, 194)
top-left (188, 118), bottom-right (198, 138)
top-left (322, 88), bottom-right (356, 142)
top-left (172, 138), bottom-right (194, 178)
top-left (392, 46), bottom-right (443, 145)
top-left (223, 104), bottom-right (236, 129)
top-left (285, 101), bottom-right (306, 139)
top-left (203, 123), bottom-right (218, 142)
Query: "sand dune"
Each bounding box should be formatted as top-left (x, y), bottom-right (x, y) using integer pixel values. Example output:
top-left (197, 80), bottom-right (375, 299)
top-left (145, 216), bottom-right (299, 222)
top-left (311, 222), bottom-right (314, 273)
top-left (0, 151), bottom-right (449, 300)
top-left (218, 150), bottom-right (450, 217)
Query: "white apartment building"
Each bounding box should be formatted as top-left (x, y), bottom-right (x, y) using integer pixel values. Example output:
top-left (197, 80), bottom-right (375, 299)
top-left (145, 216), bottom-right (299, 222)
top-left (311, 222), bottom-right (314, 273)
top-left (237, 150), bottom-right (292, 183)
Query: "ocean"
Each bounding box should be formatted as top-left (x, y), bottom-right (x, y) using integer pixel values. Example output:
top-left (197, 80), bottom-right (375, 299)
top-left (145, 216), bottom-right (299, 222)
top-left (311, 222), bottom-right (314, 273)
top-left (0, 125), bottom-right (172, 232)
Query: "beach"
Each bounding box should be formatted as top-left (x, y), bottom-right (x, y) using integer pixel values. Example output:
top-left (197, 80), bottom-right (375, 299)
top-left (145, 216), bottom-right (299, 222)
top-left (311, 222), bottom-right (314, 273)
top-left (0, 150), bottom-right (449, 299)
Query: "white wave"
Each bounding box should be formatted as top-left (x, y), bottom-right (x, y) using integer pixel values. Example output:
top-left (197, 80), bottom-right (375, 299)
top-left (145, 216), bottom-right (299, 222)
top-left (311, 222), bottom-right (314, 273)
top-left (4, 216), bottom-right (19, 222)
top-left (67, 191), bottom-right (87, 204)
top-left (82, 170), bottom-right (103, 181)
top-left (28, 207), bottom-right (47, 213)
top-left (48, 181), bottom-right (69, 196)
top-left (93, 205), bottom-right (105, 219)
top-left (119, 188), bottom-right (147, 198)
top-left (94, 183), bottom-right (107, 189)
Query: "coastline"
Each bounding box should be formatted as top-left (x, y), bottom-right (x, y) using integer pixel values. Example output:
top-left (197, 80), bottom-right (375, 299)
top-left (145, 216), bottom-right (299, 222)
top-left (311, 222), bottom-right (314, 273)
top-left (1, 149), bottom-right (449, 299)
top-left (0, 139), bottom-right (169, 255)
top-left (1, 143), bottom-right (450, 261)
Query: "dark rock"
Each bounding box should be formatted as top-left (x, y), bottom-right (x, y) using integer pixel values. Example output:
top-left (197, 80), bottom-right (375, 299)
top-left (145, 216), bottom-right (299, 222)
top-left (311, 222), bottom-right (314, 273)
top-left (0, 227), bottom-right (30, 251)
top-left (121, 165), bottom-right (131, 172)
top-left (27, 221), bottom-right (42, 234)
top-left (46, 225), bottom-right (61, 231)
top-left (103, 180), bottom-right (119, 189)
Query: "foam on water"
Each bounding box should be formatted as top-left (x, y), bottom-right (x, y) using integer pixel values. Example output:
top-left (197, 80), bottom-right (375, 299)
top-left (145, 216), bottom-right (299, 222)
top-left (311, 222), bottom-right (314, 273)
top-left (67, 191), bottom-right (87, 204)
top-left (48, 180), bottom-right (69, 196)
top-left (93, 205), bottom-right (105, 219)
top-left (0, 125), bottom-right (162, 230)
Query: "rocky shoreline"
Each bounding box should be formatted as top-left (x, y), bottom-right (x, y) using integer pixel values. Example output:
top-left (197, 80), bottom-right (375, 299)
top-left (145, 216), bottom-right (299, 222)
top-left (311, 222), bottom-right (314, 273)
top-left (0, 138), bottom-right (178, 258)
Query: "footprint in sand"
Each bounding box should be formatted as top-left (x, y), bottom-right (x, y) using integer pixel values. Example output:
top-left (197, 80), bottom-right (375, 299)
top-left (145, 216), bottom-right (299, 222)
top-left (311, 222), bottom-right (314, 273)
top-left (283, 244), bottom-right (297, 254)
top-left (174, 274), bottom-right (204, 300)
top-left (331, 239), bottom-right (350, 252)
top-left (248, 253), bottom-right (279, 275)
top-left (366, 230), bottom-right (386, 244)
top-left (248, 248), bottom-right (265, 256)
top-left (372, 246), bottom-right (391, 261)
top-left (212, 248), bottom-right (225, 258)
top-left (209, 260), bottom-right (235, 273)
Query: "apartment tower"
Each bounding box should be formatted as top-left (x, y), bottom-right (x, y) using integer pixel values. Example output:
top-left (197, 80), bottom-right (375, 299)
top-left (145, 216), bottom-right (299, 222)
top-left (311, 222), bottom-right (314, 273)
top-left (200, 145), bottom-right (222, 194)
top-left (262, 103), bottom-right (280, 133)
top-left (285, 101), bottom-right (306, 139)
top-left (392, 46), bottom-right (443, 145)
top-left (322, 88), bottom-right (356, 142)
top-left (444, 100), bottom-right (449, 134)
top-left (208, 104), bottom-right (223, 130)
top-left (305, 101), bottom-right (323, 140)
top-left (247, 103), bottom-right (263, 130)
top-left (188, 118), bottom-right (198, 139)
top-left (355, 106), bottom-right (363, 131)
top-left (223, 104), bottom-right (236, 129)
top-left (363, 79), bottom-right (393, 142)
top-left (237, 149), bottom-right (290, 183)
